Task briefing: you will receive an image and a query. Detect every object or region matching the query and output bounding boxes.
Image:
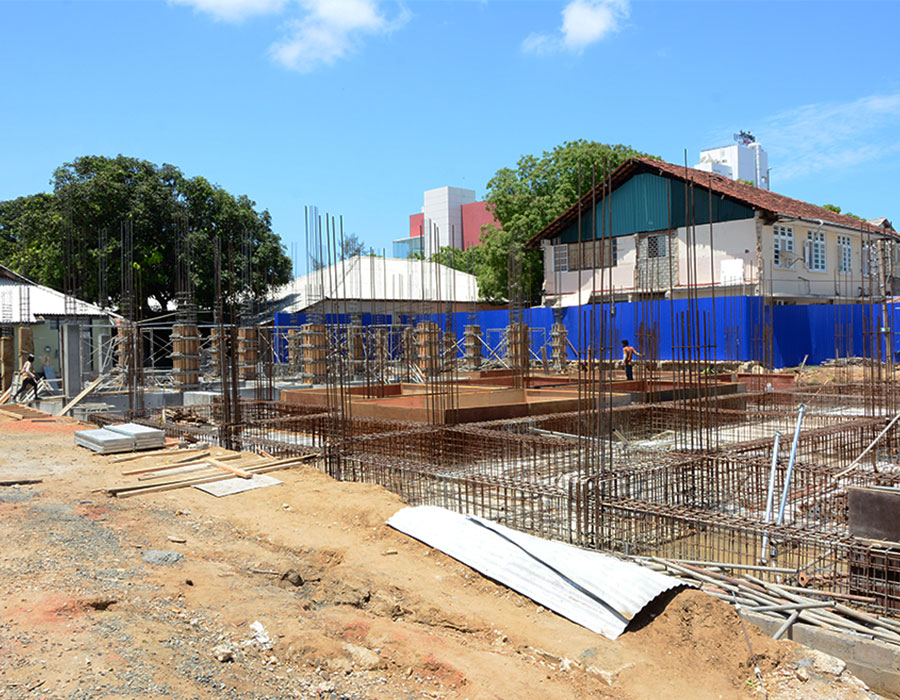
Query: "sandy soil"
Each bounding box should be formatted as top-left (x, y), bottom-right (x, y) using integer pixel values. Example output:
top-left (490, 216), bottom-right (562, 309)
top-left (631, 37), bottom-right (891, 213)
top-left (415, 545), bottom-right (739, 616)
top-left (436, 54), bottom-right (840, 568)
top-left (0, 412), bottom-right (883, 699)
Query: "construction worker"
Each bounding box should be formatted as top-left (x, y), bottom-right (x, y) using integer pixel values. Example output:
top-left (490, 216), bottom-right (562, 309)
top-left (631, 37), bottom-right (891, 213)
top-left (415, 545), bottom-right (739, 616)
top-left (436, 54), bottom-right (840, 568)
top-left (15, 353), bottom-right (39, 402)
top-left (621, 340), bottom-right (640, 381)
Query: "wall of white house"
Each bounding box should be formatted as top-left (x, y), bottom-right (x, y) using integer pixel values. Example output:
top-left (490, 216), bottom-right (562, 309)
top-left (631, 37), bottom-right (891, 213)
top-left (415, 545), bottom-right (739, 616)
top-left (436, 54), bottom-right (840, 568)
top-left (673, 219), bottom-right (758, 289)
top-left (762, 222), bottom-right (886, 300)
top-left (543, 218), bottom-right (756, 302)
top-left (543, 217), bottom-right (895, 304)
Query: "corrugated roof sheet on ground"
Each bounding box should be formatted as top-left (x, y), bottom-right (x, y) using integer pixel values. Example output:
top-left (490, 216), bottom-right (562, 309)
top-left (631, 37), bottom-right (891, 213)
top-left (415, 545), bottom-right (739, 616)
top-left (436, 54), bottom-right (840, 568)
top-left (387, 505), bottom-right (690, 640)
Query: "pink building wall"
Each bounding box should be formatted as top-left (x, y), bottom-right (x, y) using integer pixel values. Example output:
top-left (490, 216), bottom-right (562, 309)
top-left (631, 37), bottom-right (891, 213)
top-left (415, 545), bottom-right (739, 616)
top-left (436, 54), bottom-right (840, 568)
top-left (409, 212), bottom-right (424, 238)
top-left (461, 201), bottom-right (496, 249)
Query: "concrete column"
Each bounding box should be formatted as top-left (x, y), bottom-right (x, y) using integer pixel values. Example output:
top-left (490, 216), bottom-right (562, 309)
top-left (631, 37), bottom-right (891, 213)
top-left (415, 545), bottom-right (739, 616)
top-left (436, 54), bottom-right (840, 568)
top-left (551, 323), bottom-right (568, 373)
top-left (17, 326), bottom-right (34, 361)
top-left (0, 334), bottom-right (13, 392)
top-left (464, 325), bottom-right (482, 371)
top-left (61, 323), bottom-right (82, 400)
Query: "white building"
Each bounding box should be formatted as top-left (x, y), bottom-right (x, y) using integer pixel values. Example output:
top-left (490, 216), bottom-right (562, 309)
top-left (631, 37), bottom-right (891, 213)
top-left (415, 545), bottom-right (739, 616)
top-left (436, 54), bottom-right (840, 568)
top-left (695, 142), bottom-right (769, 190)
top-left (420, 186), bottom-right (476, 255)
top-left (527, 158), bottom-right (898, 306)
top-left (0, 264), bottom-right (116, 390)
top-left (270, 255), bottom-right (480, 315)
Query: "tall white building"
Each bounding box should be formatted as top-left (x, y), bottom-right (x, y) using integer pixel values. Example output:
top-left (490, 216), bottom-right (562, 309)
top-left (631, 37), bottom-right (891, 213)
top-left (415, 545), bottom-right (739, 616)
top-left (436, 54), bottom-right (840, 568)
top-left (695, 142), bottom-right (769, 190)
top-left (421, 186), bottom-right (476, 255)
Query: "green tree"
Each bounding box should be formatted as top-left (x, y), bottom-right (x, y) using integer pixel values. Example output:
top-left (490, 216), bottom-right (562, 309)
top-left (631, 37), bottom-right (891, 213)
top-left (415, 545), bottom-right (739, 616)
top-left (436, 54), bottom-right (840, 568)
top-left (0, 155), bottom-right (291, 317)
top-left (309, 232), bottom-right (367, 270)
top-left (478, 140), bottom-right (654, 303)
top-left (822, 203), bottom-right (864, 221)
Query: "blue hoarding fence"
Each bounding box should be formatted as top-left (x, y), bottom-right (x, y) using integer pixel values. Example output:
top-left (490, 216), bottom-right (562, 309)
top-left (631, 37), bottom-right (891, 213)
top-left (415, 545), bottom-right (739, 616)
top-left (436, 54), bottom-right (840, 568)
top-left (272, 298), bottom-right (900, 370)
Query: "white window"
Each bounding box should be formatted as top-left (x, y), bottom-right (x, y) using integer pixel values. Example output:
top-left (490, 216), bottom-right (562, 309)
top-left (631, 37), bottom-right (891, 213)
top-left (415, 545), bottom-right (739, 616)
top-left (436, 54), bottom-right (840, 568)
top-left (647, 234), bottom-right (667, 259)
top-left (773, 225), bottom-right (794, 267)
top-left (553, 244), bottom-right (568, 272)
top-left (806, 230), bottom-right (826, 272)
top-left (838, 235), bottom-right (852, 274)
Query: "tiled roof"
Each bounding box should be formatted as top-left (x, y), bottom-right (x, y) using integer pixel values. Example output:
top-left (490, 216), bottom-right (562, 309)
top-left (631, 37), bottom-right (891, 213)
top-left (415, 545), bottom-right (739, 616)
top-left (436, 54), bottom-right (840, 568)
top-left (525, 157), bottom-right (896, 248)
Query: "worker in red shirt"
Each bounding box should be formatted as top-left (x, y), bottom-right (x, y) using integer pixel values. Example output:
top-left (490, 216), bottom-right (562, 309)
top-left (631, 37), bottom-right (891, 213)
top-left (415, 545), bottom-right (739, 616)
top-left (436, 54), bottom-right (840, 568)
top-left (621, 340), bottom-right (640, 381)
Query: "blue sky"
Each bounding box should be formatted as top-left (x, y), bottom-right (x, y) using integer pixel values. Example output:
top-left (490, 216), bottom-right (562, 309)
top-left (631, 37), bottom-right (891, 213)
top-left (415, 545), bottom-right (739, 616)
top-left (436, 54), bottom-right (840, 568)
top-left (2, 0), bottom-right (899, 263)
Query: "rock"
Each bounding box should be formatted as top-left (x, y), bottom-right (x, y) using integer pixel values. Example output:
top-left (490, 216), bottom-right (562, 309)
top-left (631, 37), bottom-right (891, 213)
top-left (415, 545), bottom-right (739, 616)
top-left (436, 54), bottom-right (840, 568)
top-left (243, 621), bottom-right (272, 650)
top-left (327, 656), bottom-right (353, 674)
top-left (808, 650), bottom-right (846, 678)
top-left (280, 569), bottom-right (303, 587)
top-left (212, 645), bottom-right (233, 662)
top-left (586, 662), bottom-right (633, 687)
top-left (166, 535), bottom-right (186, 544)
top-left (342, 642), bottom-right (381, 670)
top-left (141, 550), bottom-right (184, 566)
top-left (794, 666), bottom-right (810, 682)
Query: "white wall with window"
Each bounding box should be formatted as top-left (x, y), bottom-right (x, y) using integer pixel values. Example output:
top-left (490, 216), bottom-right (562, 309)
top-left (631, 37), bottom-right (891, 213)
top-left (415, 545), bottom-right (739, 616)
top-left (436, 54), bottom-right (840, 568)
top-left (773, 225), bottom-right (794, 267)
top-left (837, 235), bottom-right (852, 274)
top-left (806, 230), bottom-right (827, 271)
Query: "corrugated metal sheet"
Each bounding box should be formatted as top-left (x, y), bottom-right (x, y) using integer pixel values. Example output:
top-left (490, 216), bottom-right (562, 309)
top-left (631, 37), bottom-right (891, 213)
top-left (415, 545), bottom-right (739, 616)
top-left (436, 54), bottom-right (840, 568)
top-left (0, 278), bottom-right (111, 323)
top-left (555, 172), bottom-right (753, 244)
top-left (387, 505), bottom-right (689, 640)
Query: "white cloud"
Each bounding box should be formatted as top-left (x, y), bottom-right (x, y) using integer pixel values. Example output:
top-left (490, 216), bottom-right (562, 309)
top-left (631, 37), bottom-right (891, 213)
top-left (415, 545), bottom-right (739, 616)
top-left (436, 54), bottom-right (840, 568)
top-left (758, 93), bottom-right (900, 181)
top-left (523, 0), bottom-right (628, 55)
top-left (270, 0), bottom-right (408, 73)
top-left (170, 0), bottom-right (406, 72)
top-left (169, 0), bottom-right (288, 23)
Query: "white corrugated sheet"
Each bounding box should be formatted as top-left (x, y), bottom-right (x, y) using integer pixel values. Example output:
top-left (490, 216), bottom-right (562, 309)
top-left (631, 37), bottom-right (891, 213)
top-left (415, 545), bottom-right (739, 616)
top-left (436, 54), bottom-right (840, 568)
top-left (74, 428), bottom-right (136, 454)
top-left (105, 423), bottom-right (166, 449)
top-left (74, 423), bottom-right (165, 453)
top-left (270, 255), bottom-right (479, 313)
top-left (387, 505), bottom-right (689, 640)
top-left (0, 265), bottom-right (111, 324)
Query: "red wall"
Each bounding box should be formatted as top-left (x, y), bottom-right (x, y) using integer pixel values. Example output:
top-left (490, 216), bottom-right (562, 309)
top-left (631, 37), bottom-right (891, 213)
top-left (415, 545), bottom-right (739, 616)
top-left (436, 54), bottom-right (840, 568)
top-left (409, 212), bottom-right (424, 238)
top-left (461, 201), bottom-right (497, 249)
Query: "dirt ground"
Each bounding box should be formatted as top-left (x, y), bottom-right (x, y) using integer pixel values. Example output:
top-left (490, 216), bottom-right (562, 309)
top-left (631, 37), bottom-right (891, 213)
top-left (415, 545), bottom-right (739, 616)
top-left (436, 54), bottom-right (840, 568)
top-left (0, 413), bottom-right (883, 699)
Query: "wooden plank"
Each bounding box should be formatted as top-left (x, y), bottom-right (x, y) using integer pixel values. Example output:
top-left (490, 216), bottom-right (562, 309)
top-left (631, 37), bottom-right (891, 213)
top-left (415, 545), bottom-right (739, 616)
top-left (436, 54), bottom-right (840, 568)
top-left (0, 385), bottom-right (13, 405)
top-left (108, 454), bottom-right (317, 497)
top-left (120, 451), bottom-right (236, 476)
top-left (112, 462), bottom-right (301, 498)
top-left (207, 457), bottom-right (253, 479)
top-left (0, 408), bottom-right (23, 420)
top-left (111, 447), bottom-right (205, 464)
top-left (57, 375), bottom-right (106, 416)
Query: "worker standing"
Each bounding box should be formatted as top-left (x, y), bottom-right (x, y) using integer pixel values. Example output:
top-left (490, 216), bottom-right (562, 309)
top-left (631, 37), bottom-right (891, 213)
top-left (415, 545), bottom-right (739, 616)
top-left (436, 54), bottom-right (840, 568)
top-left (621, 340), bottom-right (640, 381)
top-left (15, 353), bottom-right (39, 402)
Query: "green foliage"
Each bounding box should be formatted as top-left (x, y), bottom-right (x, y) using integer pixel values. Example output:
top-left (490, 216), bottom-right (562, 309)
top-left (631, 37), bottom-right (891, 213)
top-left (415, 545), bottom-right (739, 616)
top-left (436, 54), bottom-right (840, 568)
top-left (737, 178), bottom-right (754, 186)
top-left (429, 246), bottom-right (476, 273)
top-left (477, 140), bottom-right (654, 303)
top-left (822, 203), bottom-right (864, 220)
top-left (310, 232), bottom-right (367, 270)
top-left (0, 155), bottom-right (291, 317)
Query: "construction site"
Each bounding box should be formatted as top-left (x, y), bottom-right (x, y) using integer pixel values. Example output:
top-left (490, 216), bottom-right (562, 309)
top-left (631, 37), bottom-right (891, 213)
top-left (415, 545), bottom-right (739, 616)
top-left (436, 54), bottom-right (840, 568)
top-left (3, 186), bottom-right (900, 698)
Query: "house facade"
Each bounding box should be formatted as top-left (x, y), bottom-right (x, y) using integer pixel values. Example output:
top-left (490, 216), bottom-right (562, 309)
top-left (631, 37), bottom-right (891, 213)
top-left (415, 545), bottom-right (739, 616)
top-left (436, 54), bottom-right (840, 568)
top-left (526, 158), bottom-right (898, 307)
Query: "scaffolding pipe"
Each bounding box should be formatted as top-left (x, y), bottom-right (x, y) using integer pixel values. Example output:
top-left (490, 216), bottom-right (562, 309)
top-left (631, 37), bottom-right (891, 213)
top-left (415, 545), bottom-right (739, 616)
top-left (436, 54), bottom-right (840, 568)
top-left (776, 404), bottom-right (807, 528)
top-left (759, 430), bottom-right (781, 563)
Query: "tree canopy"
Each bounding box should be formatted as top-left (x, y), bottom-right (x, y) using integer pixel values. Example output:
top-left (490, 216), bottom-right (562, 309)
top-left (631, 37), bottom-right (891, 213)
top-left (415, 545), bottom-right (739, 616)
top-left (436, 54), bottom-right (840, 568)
top-left (0, 155), bottom-right (292, 318)
top-left (455, 140), bottom-right (654, 303)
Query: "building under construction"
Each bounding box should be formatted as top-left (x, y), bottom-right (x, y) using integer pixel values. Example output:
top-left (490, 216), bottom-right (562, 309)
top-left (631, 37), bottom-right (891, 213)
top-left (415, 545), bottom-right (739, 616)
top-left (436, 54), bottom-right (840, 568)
top-left (7, 164), bottom-right (900, 630)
